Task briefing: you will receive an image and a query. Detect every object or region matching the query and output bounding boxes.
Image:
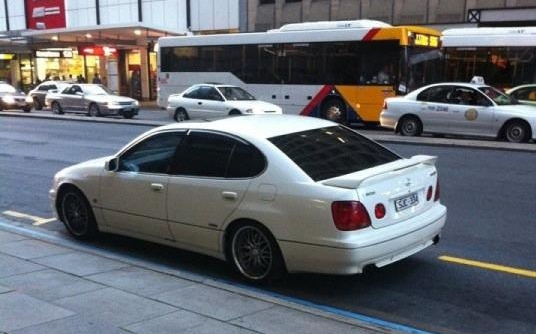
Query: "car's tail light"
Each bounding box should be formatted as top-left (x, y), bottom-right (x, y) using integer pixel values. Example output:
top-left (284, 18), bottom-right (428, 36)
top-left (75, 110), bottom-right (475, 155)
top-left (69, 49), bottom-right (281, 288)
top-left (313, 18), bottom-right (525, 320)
top-left (374, 203), bottom-right (386, 219)
top-left (434, 180), bottom-right (440, 202)
top-left (426, 186), bottom-right (433, 201)
top-left (331, 201), bottom-right (371, 231)
top-left (382, 101), bottom-right (387, 109)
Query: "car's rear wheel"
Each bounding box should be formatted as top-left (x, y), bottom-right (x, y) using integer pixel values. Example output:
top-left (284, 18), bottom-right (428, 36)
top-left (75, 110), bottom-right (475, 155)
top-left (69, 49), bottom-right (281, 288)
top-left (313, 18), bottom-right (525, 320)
top-left (51, 102), bottom-right (64, 114)
top-left (59, 187), bottom-right (98, 239)
top-left (504, 120), bottom-right (530, 143)
top-left (88, 103), bottom-right (100, 117)
top-left (22, 107), bottom-right (31, 113)
top-left (321, 98), bottom-right (347, 123)
top-left (228, 222), bottom-right (285, 283)
top-left (229, 109), bottom-right (242, 116)
top-left (174, 108), bottom-right (189, 122)
top-left (33, 97), bottom-right (43, 110)
top-left (398, 115), bottom-right (422, 136)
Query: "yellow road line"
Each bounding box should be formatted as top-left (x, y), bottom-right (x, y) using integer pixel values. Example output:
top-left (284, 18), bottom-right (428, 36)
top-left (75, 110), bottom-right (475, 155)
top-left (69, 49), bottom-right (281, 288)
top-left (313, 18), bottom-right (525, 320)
top-left (3, 210), bottom-right (56, 226)
top-left (439, 255), bottom-right (536, 278)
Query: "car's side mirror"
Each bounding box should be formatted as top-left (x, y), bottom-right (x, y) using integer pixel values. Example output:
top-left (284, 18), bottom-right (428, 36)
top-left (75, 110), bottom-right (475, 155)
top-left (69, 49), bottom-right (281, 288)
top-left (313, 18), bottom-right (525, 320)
top-left (105, 157), bottom-right (119, 172)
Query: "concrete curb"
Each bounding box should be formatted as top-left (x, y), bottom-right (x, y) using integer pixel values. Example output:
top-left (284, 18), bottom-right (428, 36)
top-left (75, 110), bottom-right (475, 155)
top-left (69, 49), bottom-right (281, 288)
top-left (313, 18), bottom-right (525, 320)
top-left (0, 218), bottom-right (409, 334)
top-left (2, 111), bottom-right (535, 152)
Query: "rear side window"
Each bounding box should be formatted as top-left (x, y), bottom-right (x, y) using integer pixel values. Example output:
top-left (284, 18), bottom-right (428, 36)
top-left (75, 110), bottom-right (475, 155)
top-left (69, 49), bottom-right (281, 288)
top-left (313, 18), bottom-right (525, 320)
top-left (269, 126), bottom-right (399, 181)
top-left (417, 86), bottom-right (452, 103)
top-left (173, 132), bottom-right (265, 178)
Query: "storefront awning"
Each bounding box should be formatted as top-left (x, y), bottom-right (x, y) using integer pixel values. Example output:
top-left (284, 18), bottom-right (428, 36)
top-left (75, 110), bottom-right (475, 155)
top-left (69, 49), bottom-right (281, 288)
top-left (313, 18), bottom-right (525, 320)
top-left (21, 23), bottom-right (184, 49)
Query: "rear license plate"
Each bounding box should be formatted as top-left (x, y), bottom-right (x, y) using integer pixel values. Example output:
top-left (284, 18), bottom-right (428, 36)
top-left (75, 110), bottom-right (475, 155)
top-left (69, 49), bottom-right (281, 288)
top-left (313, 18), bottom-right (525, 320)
top-left (394, 193), bottom-right (419, 212)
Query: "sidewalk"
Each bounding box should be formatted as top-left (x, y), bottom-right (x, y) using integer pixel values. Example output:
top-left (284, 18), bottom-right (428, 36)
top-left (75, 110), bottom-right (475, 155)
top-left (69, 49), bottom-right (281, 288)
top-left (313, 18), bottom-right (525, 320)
top-left (0, 222), bottom-right (402, 334)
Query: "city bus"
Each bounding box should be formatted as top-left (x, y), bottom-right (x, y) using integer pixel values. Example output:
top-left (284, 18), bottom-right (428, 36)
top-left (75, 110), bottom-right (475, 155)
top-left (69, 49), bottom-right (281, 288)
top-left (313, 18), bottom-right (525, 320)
top-left (441, 27), bottom-right (536, 88)
top-left (157, 20), bottom-right (442, 123)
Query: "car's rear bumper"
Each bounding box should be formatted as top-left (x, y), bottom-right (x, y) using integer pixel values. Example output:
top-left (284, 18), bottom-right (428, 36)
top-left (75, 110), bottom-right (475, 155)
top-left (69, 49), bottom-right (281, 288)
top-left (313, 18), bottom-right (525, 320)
top-left (379, 110), bottom-right (397, 130)
top-left (279, 205), bottom-right (446, 275)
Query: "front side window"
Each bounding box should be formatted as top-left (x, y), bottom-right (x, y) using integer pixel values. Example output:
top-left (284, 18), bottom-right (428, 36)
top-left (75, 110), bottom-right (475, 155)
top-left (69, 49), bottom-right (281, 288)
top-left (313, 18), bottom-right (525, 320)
top-left (118, 132), bottom-right (184, 173)
top-left (269, 126), bottom-right (399, 181)
top-left (478, 86), bottom-right (516, 106)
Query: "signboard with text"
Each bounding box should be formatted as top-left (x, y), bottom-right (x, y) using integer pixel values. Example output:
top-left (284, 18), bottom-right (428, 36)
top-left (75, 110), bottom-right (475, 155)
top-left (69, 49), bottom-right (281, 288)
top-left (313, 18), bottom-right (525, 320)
top-left (26, 0), bottom-right (66, 30)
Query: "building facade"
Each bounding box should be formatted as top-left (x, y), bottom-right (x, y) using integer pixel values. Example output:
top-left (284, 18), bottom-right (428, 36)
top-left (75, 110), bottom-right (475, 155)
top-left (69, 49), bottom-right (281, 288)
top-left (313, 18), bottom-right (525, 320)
top-left (0, 0), bottom-right (239, 99)
top-left (246, 0), bottom-right (536, 32)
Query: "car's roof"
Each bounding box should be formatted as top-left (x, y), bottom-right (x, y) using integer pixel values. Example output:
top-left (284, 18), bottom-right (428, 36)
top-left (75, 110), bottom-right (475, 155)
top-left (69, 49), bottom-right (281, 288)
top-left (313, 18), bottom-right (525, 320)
top-left (190, 83), bottom-right (240, 89)
top-left (507, 84), bottom-right (536, 91)
top-left (155, 115), bottom-right (335, 139)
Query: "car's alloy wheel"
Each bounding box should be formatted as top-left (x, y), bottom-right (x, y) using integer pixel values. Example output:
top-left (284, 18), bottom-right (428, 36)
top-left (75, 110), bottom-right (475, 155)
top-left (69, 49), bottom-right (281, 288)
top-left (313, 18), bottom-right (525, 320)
top-left (174, 108), bottom-right (189, 122)
top-left (505, 121), bottom-right (529, 143)
top-left (230, 224), bottom-right (283, 282)
top-left (399, 116), bottom-right (422, 136)
top-left (51, 102), bottom-right (63, 114)
top-left (89, 103), bottom-right (100, 117)
top-left (60, 189), bottom-right (97, 239)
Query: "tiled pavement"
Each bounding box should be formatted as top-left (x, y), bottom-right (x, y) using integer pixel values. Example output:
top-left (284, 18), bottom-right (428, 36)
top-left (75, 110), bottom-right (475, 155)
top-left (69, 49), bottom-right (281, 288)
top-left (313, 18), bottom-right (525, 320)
top-left (0, 227), bottom-right (396, 334)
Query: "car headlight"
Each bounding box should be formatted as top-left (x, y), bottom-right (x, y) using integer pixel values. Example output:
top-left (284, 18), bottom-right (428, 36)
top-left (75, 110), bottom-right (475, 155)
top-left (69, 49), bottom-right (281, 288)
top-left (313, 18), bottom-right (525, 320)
top-left (2, 96), bottom-right (15, 104)
top-left (245, 108), bottom-right (254, 113)
top-left (133, 100), bottom-right (139, 106)
top-left (25, 96), bottom-right (33, 103)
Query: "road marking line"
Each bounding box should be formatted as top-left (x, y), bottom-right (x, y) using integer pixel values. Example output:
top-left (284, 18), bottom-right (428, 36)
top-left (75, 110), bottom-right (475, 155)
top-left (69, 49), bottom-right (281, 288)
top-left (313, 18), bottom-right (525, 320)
top-left (2, 210), bottom-right (56, 226)
top-left (439, 255), bottom-right (536, 278)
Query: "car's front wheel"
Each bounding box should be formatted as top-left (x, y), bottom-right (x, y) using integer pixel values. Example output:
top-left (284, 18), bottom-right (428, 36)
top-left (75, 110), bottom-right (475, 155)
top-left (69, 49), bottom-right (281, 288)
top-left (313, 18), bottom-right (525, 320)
top-left (504, 120), bottom-right (530, 143)
top-left (33, 97), bottom-right (43, 110)
top-left (228, 222), bottom-right (285, 283)
top-left (174, 108), bottom-right (189, 122)
top-left (321, 98), bottom-right (347, 123)
top-left (59, 187), bottom-right (98, 239)
top-left (398, 115), bottom-right (422, 136)
top-left (51, 102), bottom-right (64, 114)
top-left (88, 103), bottom-right (100, 117)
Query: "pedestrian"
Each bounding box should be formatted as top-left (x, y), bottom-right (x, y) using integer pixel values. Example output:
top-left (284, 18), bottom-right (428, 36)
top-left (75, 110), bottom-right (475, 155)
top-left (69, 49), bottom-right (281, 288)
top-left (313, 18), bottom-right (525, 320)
top-left (92, 74), bottom-right (102, 84)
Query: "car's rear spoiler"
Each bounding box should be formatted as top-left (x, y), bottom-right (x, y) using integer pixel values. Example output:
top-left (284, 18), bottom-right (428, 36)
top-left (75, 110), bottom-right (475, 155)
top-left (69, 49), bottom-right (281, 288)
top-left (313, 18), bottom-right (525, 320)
top-left (321, 155), bottom-right (437, 189)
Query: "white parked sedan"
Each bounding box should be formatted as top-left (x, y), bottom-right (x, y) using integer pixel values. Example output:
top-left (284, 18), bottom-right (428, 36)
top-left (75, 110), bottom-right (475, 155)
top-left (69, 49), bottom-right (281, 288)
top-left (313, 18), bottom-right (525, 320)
top-left (167, 84), bottom-right (282, 121)
top-left (380, 82), bottom-right (536, 143)
top-left (50, 115), bottom-right (446, 282)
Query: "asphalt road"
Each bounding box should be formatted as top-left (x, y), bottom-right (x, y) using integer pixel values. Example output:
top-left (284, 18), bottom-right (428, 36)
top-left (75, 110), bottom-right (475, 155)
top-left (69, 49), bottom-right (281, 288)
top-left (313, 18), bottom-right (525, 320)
top-left (0, 116), bottom-right (535, 334)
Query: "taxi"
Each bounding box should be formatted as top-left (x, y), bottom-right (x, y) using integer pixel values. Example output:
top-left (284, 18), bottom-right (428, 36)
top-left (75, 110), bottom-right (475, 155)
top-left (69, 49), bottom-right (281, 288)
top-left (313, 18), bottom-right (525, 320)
top-left (380, 82), bottom-right (536, 143)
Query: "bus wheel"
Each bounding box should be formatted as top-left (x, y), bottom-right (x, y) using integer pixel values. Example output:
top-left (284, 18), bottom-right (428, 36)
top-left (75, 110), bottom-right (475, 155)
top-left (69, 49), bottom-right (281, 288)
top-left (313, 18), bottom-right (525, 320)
top-left (321, 99), bottom-right (346, 123)
top-left (174, 108), bottom-right (189, 122)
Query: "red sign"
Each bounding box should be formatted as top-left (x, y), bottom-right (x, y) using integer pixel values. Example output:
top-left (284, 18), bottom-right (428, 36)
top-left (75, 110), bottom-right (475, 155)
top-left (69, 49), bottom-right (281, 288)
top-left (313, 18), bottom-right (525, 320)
top-left (26, 0), bottom-right (66, 30)
top-left (78, 46), bottom-right (118, 57)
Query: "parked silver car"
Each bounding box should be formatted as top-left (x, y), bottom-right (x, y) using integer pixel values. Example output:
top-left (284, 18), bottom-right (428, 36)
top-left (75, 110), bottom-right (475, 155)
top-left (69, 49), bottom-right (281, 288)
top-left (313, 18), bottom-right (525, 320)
top-left (380, 82), bottom-right (536, 143)
top-left (45, 84), bottom-right (139, 119)
top-left (28, 81), bottom-right (68, 110)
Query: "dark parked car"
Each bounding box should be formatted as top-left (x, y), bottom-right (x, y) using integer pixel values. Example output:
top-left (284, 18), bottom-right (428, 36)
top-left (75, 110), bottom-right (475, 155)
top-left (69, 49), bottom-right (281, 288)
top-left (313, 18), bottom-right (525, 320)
top-left (0, 82), bottom-right (32, 112)
top-left (28, 81), bottom-right (68, 110)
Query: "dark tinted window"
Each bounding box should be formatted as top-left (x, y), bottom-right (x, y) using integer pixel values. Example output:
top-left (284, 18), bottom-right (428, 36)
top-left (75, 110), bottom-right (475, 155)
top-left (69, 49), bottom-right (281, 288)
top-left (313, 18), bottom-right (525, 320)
top-left (174, 132), bottom-right (235, 177)
top-left (172, 132), bottom-right (265, 178)
top-left (119, 132), bottom-right (184, 174)
top-left (269, 126), bottom-right (399, 181)
top-left (511, 87), bottom-right (536, 101)
top-left (183, 86), bottom-right (201, 99)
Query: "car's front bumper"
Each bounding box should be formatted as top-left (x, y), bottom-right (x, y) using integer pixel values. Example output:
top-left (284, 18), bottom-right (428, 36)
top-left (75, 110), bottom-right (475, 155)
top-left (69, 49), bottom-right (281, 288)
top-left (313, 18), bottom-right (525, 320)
top-left (102, 105), bottom-right (139, 116)
top-left (1, 101), bottom-right (32, 110)
top-left (279, 205), bottom-right (446, 275)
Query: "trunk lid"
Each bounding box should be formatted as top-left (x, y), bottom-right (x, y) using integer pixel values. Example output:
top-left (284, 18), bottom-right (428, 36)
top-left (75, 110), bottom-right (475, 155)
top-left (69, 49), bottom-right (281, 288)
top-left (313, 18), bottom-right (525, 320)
top-left (322, 155), bottom-right (439, 228)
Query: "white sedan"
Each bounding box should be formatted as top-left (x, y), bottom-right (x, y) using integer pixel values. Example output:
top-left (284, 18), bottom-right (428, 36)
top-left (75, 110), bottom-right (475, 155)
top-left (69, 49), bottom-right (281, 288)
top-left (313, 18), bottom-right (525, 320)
top-left (380, 82), bottom-right (536, 143)
top-left (167, 84), bottom-right (282, 121)
top-left (50, 115), bottom-right (446, 282)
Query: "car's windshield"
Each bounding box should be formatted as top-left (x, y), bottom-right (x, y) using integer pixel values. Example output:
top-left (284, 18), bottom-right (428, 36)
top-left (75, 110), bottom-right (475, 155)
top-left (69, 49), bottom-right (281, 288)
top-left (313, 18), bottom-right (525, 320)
top-left (217, 86), bottom-right (256, 101)
top-left (0, 83), bottom-right (17, 93)
top-left (478, 86), bottom-right (517, 106)
top-left (82, 85), bottom-right (112, 95)
top-left (269, 126), bottom-right (400, 181)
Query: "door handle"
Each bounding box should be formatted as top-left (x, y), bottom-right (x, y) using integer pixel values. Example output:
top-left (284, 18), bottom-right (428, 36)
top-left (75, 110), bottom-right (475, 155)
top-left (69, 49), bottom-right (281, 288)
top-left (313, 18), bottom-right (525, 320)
top-left (198, 101), bottom-right (202, 105)
top-left (222, 191), bottom-right (238, 200)
top-left (150, 183), bottom-right (164, 192)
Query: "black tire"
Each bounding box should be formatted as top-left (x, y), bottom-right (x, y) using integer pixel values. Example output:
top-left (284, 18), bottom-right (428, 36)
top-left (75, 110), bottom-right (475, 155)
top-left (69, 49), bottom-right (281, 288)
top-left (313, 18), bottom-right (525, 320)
top-left (58, 187), bottom-right (98, 239)
top-left (229, 109), bottom-right (242, 116)
top-left (22, 107), bottom-right (31, 113)
top-left (227, 222), bottom-right (285, 283)
top-left (88, 103), bottom-right (100, 117)
top-left (33, 97), bottom-right (43, 110)
top-left (51, 102), bottom-right (64, 115)
top-left (123, 113), bottom-right (134, 119)
top-left (504, 120), bottom-right (530, 143)
top-left (321, 98), bottom-right (347, 123)
top-left (174, 108), bottom-right (189, 122)
top-left (398, 115), bottom-right (422, 136)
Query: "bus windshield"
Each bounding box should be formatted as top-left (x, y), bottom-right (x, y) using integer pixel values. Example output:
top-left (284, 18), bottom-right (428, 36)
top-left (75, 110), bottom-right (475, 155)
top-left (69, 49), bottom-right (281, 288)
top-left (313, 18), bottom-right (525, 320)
top-left (478, 86), bottom-right (518, 105)
top-left (403, 47), bottom-right (442, 93)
